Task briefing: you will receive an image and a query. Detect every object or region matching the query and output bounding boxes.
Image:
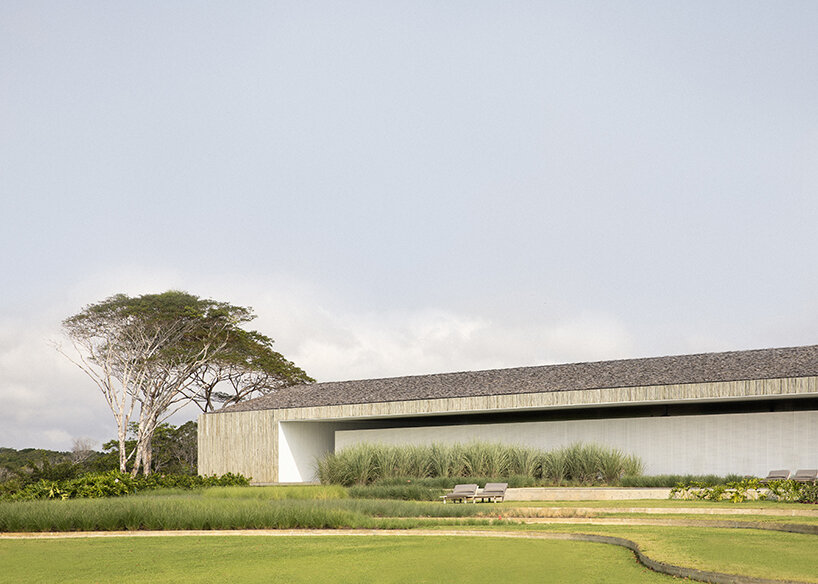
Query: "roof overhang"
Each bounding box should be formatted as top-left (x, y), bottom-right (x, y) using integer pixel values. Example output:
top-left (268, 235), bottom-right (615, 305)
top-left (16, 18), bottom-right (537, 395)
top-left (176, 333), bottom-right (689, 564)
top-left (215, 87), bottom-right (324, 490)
top-left (271, 375), bottom-right (818, 423)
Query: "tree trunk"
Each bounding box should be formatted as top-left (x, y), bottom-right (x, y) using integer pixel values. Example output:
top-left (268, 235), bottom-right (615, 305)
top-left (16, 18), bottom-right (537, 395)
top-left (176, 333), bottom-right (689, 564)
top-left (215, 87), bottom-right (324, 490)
top-left (118, 424), bottom-right (127, 473)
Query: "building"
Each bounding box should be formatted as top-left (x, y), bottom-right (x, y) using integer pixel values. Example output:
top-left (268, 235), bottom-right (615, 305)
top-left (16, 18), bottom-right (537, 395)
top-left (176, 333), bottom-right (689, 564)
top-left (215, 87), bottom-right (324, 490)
top-left (198, 344), bottom-right (818, 483)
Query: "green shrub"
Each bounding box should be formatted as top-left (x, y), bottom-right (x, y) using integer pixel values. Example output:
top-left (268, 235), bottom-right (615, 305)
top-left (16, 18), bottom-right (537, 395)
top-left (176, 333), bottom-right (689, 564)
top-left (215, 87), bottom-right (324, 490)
top-left (622, 474), bottom-right (743, 488)
top-left (669, 478), bottom-right (815, 503)
top-left (1, 471), bottom-right (250, 501)
top-left (797, 484), bottom-right (818, 504)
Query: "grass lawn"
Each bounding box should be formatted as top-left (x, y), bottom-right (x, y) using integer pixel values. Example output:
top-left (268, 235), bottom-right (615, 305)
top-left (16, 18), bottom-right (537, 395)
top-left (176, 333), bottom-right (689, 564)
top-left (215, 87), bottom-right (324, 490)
top-left (498, 523), bottom-right (818, 583)
top-left (0, 535), bottom-right (677, 584)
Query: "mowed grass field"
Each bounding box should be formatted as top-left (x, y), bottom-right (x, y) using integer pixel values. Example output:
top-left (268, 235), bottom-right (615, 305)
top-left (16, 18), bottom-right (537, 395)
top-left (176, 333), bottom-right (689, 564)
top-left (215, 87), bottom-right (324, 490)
top-left (0, 535), bottom-right (676, 584)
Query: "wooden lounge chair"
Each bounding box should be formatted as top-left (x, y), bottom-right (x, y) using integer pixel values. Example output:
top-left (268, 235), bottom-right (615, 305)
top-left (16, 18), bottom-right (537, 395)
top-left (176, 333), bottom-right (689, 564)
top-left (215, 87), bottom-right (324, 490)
top-left (792, 469), bottom-right (818, 483)
top-left (441, 484), bottom-right (478, 504)
top-left (760, 469), bottom-right (791, 484)
top-left (476, 482), bottom-right (508, 503)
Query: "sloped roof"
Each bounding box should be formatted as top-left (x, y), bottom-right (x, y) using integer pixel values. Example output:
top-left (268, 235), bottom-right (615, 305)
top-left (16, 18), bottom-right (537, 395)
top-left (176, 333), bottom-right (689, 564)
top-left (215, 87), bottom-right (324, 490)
top-left (220, 344), bottom-right (818, 413)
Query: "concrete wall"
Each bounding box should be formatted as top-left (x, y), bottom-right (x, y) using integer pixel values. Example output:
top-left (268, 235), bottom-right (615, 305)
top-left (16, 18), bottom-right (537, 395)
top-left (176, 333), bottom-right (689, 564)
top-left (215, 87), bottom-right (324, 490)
top-left (277, 421), bottom-right (338, 483)
top-left (335, 410), bottom-right (818, 477)
top-left (198, 410), bottom-right (277, 483)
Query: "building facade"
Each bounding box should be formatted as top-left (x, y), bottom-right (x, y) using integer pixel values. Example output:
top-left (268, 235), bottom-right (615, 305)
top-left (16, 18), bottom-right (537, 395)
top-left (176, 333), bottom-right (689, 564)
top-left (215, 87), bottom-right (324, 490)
top-left (198, 345), bottom-right (818, 483)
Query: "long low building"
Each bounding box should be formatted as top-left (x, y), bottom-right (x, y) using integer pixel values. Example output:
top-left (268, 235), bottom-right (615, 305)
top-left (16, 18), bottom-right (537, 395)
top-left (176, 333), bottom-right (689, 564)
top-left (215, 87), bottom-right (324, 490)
top-left (198, 344), bottom-right (818, 483)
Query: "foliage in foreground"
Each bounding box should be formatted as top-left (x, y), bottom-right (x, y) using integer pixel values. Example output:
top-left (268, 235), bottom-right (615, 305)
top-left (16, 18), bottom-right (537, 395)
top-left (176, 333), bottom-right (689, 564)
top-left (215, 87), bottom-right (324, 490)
top-left (316, 442), bottom-right (644, 486)
top-left (670, 478), bottom-right (818, 503)
top-left (0, 471), bottom-right (249, 501)
top-left (0, 493), bottom-right (490, 532)
top-left (620, 474), bottom-right (744, 488)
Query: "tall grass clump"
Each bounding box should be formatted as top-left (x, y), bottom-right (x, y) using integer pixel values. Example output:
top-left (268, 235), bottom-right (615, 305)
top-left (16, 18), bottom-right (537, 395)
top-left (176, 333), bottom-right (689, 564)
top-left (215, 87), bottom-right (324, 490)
top-left (317, 442), bottom-right (643, 486)
top-left (0, 494), bottom-right (487, 532)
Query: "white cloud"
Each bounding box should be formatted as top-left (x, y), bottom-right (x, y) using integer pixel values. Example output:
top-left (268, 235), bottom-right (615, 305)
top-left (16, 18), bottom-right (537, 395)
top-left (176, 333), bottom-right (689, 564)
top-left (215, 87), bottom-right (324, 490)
top-left (0, 267), bottom-right (637, 450)
top-left (0, 315), bottom-right (115, 450)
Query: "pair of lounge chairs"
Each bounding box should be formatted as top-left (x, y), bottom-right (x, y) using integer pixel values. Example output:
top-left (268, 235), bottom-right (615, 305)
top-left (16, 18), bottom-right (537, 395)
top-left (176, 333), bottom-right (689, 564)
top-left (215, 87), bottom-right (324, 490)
top-left (441, 483), bottom-right (508, 504)
top-left (761, 469), bottom-right (817, 483)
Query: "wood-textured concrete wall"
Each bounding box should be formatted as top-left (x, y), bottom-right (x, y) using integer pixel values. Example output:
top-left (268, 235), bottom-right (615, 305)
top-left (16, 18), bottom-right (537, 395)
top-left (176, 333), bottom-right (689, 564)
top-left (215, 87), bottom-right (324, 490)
top-left (274, 376), bottom-right (818, 422)
top-left (198, 410), bottom-right (277, 483)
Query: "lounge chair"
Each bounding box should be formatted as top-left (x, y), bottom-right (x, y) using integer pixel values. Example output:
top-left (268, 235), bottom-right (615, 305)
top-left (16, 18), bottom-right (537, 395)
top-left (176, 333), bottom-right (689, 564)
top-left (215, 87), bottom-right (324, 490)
top-left (792, 469), bottom-right (818, 483)
top-left (441, 484), bottom-right (478, 504)
top-left (760, 469), bottom-right (791, 483)
top-left (476, 482), bottom-right (508, 503)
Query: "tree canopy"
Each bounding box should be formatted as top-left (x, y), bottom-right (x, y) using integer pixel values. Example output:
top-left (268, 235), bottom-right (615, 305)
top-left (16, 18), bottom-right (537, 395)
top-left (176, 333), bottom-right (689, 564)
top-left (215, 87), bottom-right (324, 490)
top-left (59, 290), bottom-right (312, 475)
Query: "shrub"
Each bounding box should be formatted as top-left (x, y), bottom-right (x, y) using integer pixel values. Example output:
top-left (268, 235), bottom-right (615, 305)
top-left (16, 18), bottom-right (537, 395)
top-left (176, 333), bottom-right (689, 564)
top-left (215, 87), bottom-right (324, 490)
top-left (1, 471), bottom-right (250, 501)
top-left (669, 478), bottom-right (815, 503)
top-left (622, 474), bottom-right (743, 488)
top-left (798, 484), bottom-right (818, 504)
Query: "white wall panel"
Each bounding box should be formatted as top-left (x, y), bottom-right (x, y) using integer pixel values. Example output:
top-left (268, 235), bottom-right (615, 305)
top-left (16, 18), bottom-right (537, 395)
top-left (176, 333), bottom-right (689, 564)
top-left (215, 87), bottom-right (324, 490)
top-left (334, 411), bottom-right (818, 476)
top-left (278, 421), bottom-right (338, 482)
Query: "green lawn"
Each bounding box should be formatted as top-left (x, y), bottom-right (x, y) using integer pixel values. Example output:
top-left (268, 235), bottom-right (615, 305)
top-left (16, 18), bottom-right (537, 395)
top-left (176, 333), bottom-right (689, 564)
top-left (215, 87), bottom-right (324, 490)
top-left (500, 523), bottom-right (818, 583)
top-left (0, 535), bottom-right (676, 584)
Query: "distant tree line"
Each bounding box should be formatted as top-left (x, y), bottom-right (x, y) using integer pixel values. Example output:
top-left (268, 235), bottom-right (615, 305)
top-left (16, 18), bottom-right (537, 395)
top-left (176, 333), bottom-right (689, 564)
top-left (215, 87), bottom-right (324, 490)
top-left (0, 421), bottom-right (198, 490)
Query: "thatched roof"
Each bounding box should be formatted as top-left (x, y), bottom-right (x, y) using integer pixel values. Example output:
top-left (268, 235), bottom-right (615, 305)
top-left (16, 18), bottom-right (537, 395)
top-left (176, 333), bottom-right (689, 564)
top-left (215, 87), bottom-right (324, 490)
top-left (220, 344), bottom-right (818, 412)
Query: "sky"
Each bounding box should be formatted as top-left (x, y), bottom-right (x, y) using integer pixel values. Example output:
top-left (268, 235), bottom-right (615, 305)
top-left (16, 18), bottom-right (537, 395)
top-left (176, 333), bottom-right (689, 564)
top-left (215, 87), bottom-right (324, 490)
top-left (1, 1), bottom-right (817, 451)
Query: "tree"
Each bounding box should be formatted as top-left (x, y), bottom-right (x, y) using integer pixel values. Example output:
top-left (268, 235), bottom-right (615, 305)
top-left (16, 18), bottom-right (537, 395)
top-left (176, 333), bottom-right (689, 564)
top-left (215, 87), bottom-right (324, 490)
top-left (70, 438), bottom-right (97, 464)
top-left (59, 290), bottom-right (311, 475)
top-left (183, 329), bottom-right (314, 412)
top-left (99, 421), bottom-right (199, 475)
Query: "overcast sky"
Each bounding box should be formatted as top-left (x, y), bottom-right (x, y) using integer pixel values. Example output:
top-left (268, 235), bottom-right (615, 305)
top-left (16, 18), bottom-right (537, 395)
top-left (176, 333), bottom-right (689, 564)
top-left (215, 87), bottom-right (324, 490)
top-left (2, 1), bottom-right (817, 451)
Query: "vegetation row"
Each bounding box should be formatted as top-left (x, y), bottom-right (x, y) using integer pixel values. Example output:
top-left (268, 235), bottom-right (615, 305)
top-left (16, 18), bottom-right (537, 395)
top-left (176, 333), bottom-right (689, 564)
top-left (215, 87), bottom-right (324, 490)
top-left (0, 471), bottom-right (249, 502)
top-left (671, 478), bottom-right (818, 504)
top-left (316, 442), bottom-right (644, 486)
top-left (0, 492), bottom-right (491, 532)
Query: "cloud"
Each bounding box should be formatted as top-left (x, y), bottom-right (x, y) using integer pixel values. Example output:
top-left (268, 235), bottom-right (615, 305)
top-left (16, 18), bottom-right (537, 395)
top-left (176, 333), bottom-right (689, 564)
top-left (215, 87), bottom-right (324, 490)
top-left (0, 315), bottom-right (114, 450)
top-left (0, 267), bottom-right (637, 450)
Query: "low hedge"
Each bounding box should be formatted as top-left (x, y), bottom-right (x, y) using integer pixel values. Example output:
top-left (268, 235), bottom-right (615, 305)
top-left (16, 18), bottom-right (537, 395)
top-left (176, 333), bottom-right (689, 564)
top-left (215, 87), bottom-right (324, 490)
top-left (1, 471), bottom-right (249, 501)
top-left (670, 478), bottom-right (818, 503)
top-left (620, 474), bottom-right (745, 488)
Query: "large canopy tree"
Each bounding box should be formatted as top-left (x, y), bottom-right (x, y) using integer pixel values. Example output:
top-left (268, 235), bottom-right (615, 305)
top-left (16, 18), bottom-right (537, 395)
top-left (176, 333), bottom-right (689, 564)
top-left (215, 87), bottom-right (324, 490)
top-left (59, 291), bottom-right (312, 475)
top-left (183, 329), bottom-right (314, 413)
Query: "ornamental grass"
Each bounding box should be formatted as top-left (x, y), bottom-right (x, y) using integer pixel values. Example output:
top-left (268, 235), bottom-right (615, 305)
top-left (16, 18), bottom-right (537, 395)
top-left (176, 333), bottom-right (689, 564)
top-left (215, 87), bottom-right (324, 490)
top-left (316, 442), bottom-right (644, 486)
